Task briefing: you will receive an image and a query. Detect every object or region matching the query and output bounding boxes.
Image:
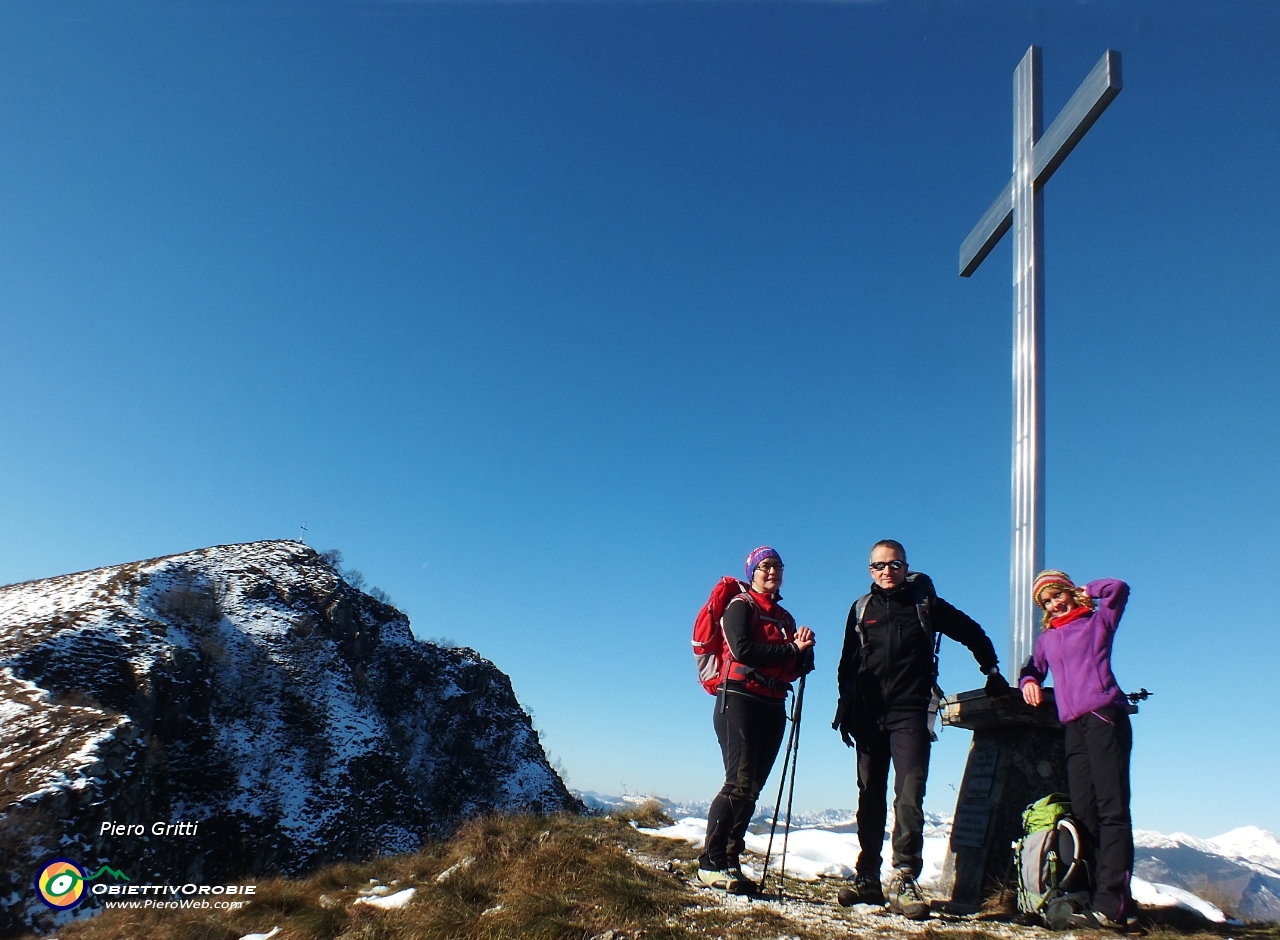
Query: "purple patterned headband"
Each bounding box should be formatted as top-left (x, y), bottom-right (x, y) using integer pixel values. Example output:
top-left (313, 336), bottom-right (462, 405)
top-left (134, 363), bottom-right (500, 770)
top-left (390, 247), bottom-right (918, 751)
top-left (745, 546), bottom-right (782, 581)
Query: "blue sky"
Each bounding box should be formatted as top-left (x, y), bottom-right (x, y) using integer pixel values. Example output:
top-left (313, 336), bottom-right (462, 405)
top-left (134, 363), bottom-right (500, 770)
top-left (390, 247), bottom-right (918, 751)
top-left (1, 1), bottom-right (1277, 838)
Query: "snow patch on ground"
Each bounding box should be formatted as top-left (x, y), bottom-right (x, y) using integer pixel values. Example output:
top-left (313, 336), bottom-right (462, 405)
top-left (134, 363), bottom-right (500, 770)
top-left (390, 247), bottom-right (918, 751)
top-left (640, 817), bottom-right (944, 886)
top-left (354, 887), bottom-right (417, 910)
top-left (643, 816), bottom-right (1225, 922)
top-left (1130, 880), bottom-right (1225, 922)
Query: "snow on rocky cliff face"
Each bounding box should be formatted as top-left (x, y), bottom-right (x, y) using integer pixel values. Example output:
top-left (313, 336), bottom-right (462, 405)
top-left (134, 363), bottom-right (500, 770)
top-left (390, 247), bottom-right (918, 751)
top-left (0, 540), bottom-right (578, 934)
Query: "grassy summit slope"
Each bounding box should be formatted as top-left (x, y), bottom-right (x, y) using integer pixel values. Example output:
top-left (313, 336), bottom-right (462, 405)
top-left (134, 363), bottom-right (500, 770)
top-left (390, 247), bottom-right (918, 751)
top-left (20, 811), bottom-right (1280, 940)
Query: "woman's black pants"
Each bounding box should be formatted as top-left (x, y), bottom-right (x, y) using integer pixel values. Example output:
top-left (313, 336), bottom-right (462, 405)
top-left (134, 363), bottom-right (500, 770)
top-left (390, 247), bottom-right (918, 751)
top-left (699, 691), bottom-right (787, 872)
top-left (1065, 709), bottom-right (1134, 921)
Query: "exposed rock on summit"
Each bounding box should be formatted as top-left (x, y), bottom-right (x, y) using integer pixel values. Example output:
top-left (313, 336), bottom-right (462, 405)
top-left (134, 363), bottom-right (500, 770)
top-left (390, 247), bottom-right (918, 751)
top-left (0, 540), bottom-right (578, 934)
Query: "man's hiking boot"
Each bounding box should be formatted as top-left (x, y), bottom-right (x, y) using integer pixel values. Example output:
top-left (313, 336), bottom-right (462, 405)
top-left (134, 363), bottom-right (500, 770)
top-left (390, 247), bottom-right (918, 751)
top-left (887, 871), bottom-right (930, 920)
top-left (837, 873), bottom-right (885, 907)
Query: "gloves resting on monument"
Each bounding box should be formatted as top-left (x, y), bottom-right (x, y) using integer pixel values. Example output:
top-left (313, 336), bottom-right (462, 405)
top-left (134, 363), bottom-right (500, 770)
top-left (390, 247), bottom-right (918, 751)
top-left (984, 670), bottom-right (1011, 698)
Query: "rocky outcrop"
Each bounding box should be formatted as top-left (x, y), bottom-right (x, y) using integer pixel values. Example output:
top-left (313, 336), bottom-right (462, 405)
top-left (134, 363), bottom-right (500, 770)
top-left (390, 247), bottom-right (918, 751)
top-left (0, 541), bottom-right (578, 935)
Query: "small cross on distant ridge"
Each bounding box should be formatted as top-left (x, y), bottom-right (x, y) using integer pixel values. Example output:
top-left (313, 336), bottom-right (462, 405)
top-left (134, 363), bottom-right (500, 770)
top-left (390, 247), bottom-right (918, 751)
top-left (299, 522), bottom-right (308, 544)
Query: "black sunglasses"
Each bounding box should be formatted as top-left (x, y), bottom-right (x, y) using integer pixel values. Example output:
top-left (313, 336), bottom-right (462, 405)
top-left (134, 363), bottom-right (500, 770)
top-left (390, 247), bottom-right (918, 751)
top-left (870, 560), bottom-right (906, 572)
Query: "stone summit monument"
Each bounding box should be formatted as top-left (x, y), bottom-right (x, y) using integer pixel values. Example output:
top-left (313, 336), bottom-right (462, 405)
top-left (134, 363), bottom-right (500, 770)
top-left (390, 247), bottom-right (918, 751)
top-left (937, 47), bottom-right (1123, 909)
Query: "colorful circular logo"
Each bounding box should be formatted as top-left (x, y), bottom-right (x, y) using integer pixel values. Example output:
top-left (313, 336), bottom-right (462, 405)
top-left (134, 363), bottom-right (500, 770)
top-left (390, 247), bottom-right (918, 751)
top-left (35, 858), bottom-right (87, 909)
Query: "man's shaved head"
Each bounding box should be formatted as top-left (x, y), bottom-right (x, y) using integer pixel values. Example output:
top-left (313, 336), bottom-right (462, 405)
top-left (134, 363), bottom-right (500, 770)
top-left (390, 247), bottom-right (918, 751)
top-left (870, 539), bottom-right (906, 562)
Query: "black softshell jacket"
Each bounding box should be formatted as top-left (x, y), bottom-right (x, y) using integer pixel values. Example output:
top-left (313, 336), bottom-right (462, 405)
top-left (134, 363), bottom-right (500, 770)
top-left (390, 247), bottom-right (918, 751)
top-left (836, 577), bottom-right (998, 716)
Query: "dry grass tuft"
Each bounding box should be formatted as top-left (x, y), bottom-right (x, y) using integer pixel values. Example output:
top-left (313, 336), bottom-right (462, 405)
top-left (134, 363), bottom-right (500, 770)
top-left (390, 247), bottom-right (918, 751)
top-left (17, 814), bottom-right (696, 940)
top-left (608, 799), bottom-right (674, 830)
top-left (1137, 904), bottom-right (1280, 940)
top-left (687, 903), bottom-right (821, 940)
top-left (14, 813), bottom-right (1280, 940)
top-left (973, 884), bottom-right (1020, 922)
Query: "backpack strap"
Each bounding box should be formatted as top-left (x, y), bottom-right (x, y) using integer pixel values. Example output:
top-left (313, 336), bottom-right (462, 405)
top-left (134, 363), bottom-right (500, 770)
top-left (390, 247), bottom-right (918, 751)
top-left (852, 592), bottom-right (872, 667)
top-left (908, 573), bottom-right (942, 683)
top-left (723, 593), bottom-right (795, 695)
top-left (727, 591), bottom-right (793, 630)
top-left (718, 589), bottom-right (757, 672)
top-left (854, 581), bottom-right (940, 666)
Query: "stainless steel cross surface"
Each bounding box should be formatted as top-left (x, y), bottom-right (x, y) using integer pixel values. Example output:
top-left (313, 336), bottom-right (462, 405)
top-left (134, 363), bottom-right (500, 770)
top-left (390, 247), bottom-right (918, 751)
top-left (959, 47), bottom-right (1122, 673)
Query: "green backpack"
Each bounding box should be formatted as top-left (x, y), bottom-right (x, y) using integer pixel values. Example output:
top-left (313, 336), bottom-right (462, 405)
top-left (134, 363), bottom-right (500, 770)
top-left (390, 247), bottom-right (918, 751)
top-left (1022, 792), bottom-right (1071, 834)
top-left (1014, 794), bottom-right (1091, 929)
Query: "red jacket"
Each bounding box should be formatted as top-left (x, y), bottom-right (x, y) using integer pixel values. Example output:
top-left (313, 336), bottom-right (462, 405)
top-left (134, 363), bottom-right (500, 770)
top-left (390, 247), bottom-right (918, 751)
top-left (721, 589), bottom-right (810, 702)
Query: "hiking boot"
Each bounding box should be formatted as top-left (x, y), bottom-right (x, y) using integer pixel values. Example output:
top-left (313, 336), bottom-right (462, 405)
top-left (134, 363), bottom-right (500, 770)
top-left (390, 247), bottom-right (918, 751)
top-left (887, 871), bottom-right (930, 920)
top-left (726, 867), bottom-right (757, 895)
top-left (1089, 909), bottom-right (1137, 931)
top-left (836, 873), bottom-right (885, 907)
top-left (1044, 898), bottom-right (1092, 931)
top-left (696, 868), bottom-right (734, 890)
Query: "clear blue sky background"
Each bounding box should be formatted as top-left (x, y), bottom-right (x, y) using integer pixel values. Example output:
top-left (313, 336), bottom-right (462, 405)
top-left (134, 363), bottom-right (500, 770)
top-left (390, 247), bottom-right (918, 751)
top-left (1, 1), bottom-right (1277, 838)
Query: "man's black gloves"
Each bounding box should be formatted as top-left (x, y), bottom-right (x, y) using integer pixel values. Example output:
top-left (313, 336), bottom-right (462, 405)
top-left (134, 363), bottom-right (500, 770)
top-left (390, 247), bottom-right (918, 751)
top-left (984, 670), bottom-right (1011, 698)
top-left (831, 699), bottom-right (856, 748)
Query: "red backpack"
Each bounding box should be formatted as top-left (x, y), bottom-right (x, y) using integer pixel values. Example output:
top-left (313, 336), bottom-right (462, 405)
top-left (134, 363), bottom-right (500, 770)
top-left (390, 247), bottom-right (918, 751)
top-left (692, 576), bottom-right (752, 695)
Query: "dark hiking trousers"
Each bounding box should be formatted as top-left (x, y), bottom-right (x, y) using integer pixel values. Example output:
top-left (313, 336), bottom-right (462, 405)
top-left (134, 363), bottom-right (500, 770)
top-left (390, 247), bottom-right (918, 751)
top-left (699, 692), bottom-right (788, 871)
top-left (854, 711), bottom-right (931, 878)
top-left (1065, 709), bottom-right (1134, 921)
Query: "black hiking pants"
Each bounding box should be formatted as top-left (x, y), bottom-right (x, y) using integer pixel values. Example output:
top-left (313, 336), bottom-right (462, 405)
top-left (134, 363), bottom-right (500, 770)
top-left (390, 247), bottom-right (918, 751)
top-left (1065, 709), bottom-right (1134, 921)
top-left (699, 691), bottom-right (788, 872)
top-left (854, 711), bottom-right (930, 879)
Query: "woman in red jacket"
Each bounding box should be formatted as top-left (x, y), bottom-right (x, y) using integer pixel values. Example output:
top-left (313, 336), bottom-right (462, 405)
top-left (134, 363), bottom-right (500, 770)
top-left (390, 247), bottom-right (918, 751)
top-left (697, 546), bottom-right (815, 894)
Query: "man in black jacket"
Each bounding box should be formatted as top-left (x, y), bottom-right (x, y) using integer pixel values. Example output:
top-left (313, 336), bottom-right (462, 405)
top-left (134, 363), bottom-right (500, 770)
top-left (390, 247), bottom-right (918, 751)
top-left (832, 539), bottom-right (1010, 919)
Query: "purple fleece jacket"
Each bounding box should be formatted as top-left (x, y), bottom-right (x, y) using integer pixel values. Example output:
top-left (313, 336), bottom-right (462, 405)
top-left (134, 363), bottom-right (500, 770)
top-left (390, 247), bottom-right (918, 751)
top-left (1018, 579), bottom-right (1130, 724)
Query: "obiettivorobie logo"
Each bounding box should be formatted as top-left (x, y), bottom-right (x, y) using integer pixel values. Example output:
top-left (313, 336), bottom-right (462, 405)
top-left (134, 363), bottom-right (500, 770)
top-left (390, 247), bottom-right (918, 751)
top-left (35, 858), bottom-right (130, 910)
top-left (34, 856), bottom-right (256, 912)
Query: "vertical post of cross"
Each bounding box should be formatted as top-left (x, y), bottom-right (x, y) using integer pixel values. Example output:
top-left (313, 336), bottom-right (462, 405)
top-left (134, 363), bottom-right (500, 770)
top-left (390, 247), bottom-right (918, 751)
top-left (944, 47), bottom-right (1123, 909)
top-left (1010, 47), bottom-right (1046, 676)
top-left (960, 46), bottom-right (1120, 674)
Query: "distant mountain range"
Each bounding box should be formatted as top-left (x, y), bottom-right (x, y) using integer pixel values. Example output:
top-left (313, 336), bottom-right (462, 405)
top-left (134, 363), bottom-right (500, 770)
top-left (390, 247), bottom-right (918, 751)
top-left (580, 791), bottom-right (959, 839)
top-left (1134, 827), bottom-right (1280, 922)
top-left (580, 792), bottom-right (1280, 922)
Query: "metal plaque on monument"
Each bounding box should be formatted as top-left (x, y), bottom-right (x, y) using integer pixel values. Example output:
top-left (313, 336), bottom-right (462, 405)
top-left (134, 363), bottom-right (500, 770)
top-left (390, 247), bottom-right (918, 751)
top-left (937, 46), bottom-right (1122, 910)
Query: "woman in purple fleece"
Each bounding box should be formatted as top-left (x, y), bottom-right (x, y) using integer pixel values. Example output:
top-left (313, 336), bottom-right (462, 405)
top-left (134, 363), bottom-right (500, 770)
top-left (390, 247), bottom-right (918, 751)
top-left (1020, 570), bottom-right (1134, 929)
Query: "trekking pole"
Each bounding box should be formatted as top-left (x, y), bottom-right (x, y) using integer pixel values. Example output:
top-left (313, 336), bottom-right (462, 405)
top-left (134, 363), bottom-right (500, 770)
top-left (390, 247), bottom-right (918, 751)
top-left (776, 675), bottom-right (805, 902)
top-left (760, 685), bottom-right (800, 895)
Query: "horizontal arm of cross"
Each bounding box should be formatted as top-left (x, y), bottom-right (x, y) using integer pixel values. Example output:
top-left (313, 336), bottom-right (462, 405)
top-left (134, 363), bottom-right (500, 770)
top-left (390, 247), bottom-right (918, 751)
top-left (959, 49), bottom-right (1122, 277)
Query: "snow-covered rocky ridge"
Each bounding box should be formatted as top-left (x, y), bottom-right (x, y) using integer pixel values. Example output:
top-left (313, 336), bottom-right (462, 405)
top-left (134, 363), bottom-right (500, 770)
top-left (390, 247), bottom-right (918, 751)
top-left (0, 540), bottom-right (578, 935)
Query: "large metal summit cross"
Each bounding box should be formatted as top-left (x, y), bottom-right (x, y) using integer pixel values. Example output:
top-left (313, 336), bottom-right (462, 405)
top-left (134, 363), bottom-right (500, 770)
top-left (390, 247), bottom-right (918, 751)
top-left (960, 46), bottom-right (1122, 672)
